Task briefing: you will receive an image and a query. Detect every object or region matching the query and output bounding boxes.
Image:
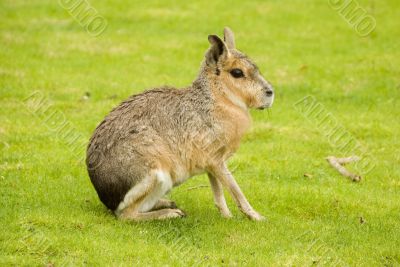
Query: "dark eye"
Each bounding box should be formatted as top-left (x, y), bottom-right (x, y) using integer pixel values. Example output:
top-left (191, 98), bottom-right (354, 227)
top-left (230, 68), bottom-right (245, 78)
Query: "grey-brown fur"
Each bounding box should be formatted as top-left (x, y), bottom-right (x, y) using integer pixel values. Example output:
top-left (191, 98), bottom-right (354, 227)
top-left (87, 83), bottom-right (212, 210)
top-left (86, 27), bottom-right (274, 221)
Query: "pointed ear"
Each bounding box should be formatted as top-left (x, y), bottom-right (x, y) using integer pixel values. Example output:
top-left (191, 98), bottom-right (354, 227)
top-left (224, 27), bottom-right (235, 49)
top-left (205, 35), bottom-right (229, 66)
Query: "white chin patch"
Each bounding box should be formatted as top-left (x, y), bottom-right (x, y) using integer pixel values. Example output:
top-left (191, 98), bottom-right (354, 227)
top-left (259, 96), bottom-right (274, 109)
top-left (268, 95), bottom-right (274, 107)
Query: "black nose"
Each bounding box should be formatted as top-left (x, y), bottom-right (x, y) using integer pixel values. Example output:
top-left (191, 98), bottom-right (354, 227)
top-left (266, 89), bottom-right (274, 97)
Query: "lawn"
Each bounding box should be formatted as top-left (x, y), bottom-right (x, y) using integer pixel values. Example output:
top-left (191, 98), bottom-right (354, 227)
top-left (1, 0), bottom-right (400, 266)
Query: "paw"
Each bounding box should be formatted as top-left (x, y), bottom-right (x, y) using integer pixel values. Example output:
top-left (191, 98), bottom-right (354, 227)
top-left (215, 204), bottom-right (232, 218)
top-left (152, 199), bottom-right (178, 210)
top-left (163, 209), bottom-right (186, 219)
top-left (168, 201), bottom-right (177, 209)
top-left (246, 210), bottom-right (266, 221)
top-left (221, 210), bottom-right (233, 218)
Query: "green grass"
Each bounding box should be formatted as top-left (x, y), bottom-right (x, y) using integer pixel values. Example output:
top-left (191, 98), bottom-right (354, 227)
top-left (1, 0), bottom-right (400, 265)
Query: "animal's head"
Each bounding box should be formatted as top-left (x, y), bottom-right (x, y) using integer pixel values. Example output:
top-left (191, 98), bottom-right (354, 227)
top-left (203, 27), bottom-right (274, 110)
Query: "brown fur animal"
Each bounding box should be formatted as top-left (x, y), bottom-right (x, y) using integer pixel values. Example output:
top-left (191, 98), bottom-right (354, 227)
top-left (86, 27), bottom-right (274, 221)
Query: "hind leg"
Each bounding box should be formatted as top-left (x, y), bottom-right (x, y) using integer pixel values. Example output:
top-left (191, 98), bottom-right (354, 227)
top-left (120, 208), bottom-right (185, 221)
top-left (115, 170), bottom-right (185, 221)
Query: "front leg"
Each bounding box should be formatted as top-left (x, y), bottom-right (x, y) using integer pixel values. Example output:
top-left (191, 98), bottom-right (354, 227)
top-left (208, 173), bottom-right (232, 218)
top-left (151, 199), bottom-right (177, 211)
top-left (209, 163), bottom-right (265, 221)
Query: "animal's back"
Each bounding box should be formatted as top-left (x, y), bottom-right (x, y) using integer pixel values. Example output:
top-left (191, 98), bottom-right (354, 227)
top-left (86, 85), bottom-right (212, 210)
